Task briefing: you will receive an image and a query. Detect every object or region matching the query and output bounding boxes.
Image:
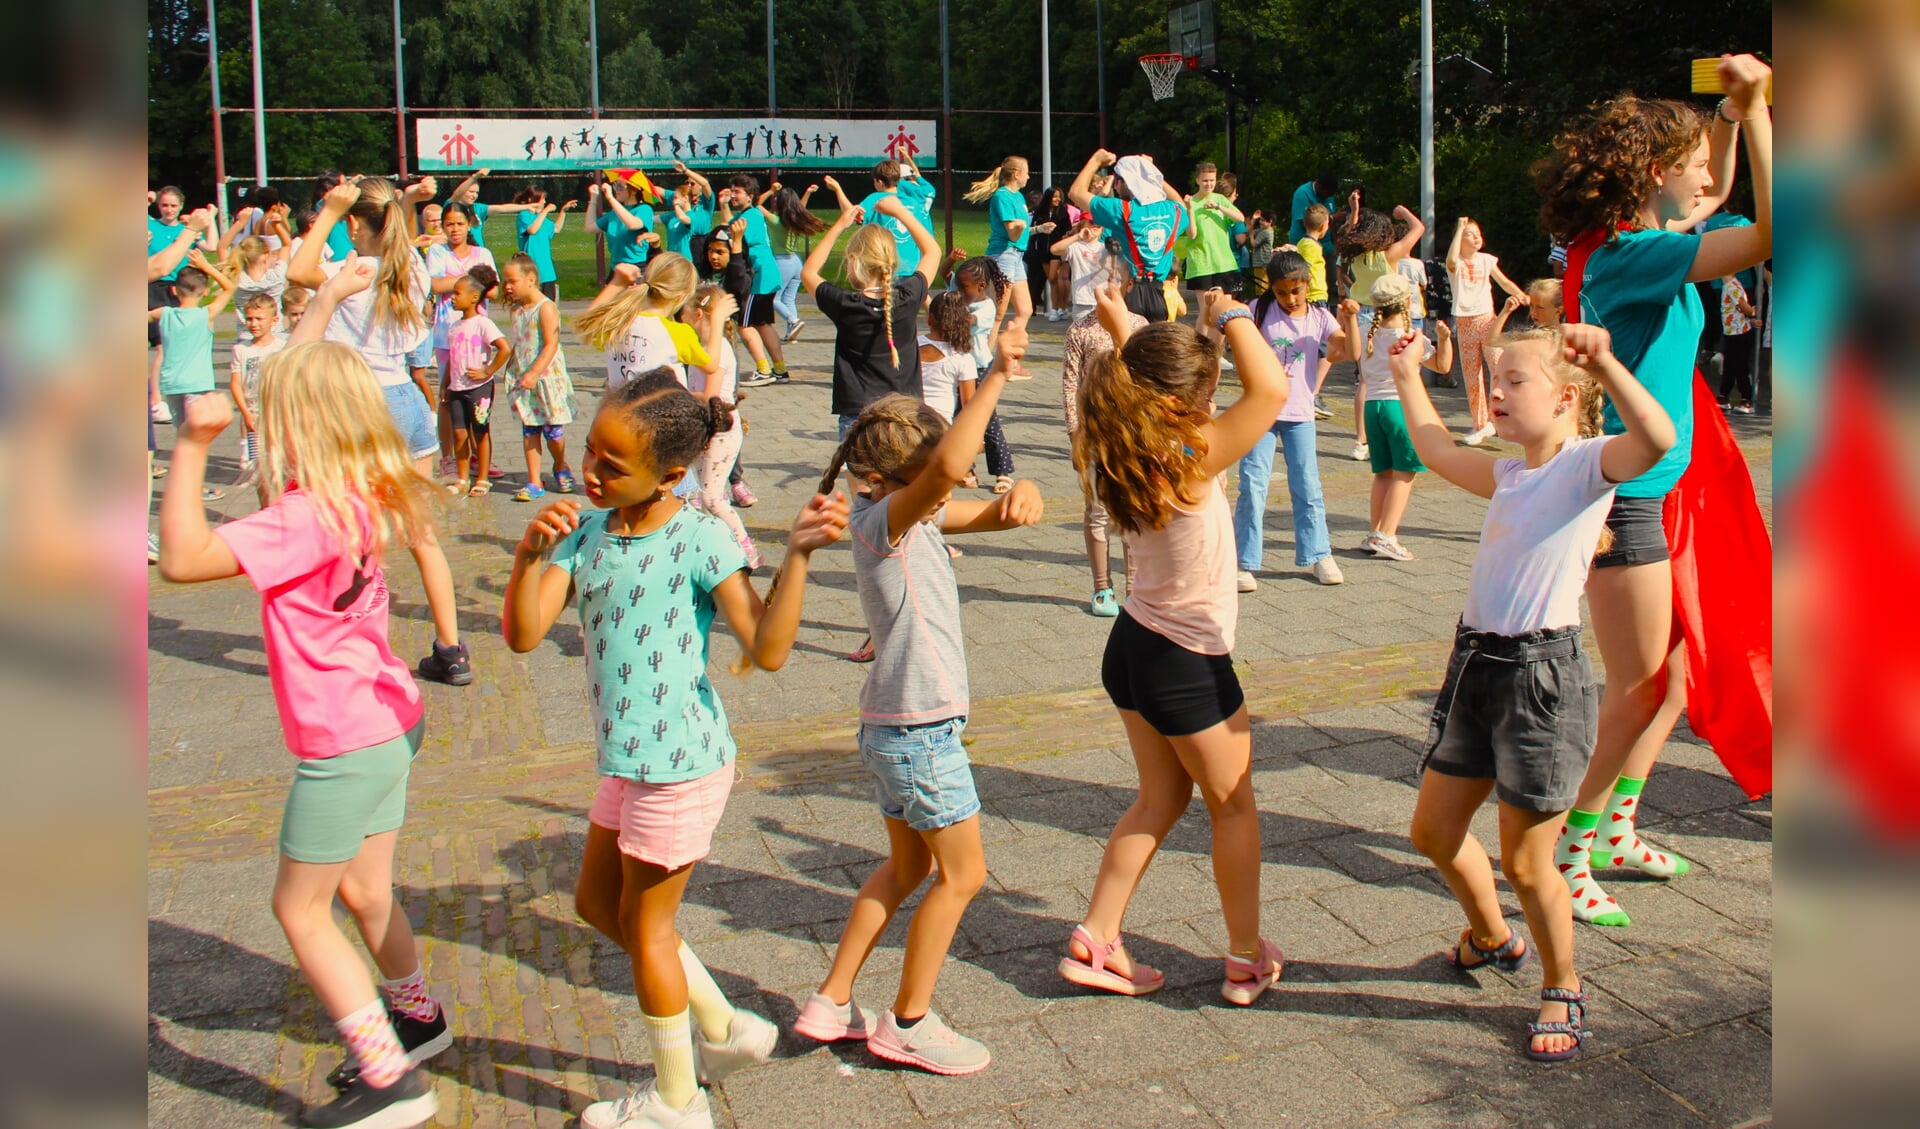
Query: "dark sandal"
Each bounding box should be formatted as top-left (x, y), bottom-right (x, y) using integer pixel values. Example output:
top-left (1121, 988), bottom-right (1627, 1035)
top-left (848, 638), bottom-right (875, 663)
top-left (1523, 987), bottom-right (1589, 1063)
top-left (1446, 926), bottom-right (1530, 974)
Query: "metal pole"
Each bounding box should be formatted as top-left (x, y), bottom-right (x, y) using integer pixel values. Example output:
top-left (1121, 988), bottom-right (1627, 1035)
top-left (588, 0), bottom-right (601, 118)
top-left (250, 0), bottom-right (267, 185)
top-left (1419, 0), bottom-right (1435, 259)
top-left (1040, 0), bottom-right (1052, 189)
top-left (767, 0), bottom-right (776, 116)
top-left (941, 0), bottom-right (953, 255)
top-left (206, 0), bottom-right (228, 225)
top-left (1095, 0), bottom-right (1106, 150)
top-left (393, 0), bottom-right (407, 178)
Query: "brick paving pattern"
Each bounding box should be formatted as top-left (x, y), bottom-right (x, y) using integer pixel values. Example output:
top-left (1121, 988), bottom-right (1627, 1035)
top-left (149, 297), bottom-right (1773, 1127)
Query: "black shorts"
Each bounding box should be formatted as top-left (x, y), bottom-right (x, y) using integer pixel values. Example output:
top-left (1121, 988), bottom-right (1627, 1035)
top-left (743, 292), bottom-right (778, 328)
top-left (1101, 610), bottom-right (1244, 737)
top-left (148, 278), bottom-right (177, 347)
top-left (1187, 270), bottom-right (1244, 296)
top-left (445, 383), bottom-right (494, 438)
top-left (1592, 494), bottom-right (1671, 569)
top-left (540, 281), bottom-right (559, 302)
top-left (1124, 280), bottom-right (1168, 323)
top-left (1421, 623), bottom-right (1597, 812)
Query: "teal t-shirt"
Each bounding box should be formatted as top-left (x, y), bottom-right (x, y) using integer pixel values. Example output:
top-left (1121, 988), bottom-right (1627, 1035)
top-left (599, 207), bottom-right (654, 267)
top-left (986, 187), bottom-right (1029, 256)
top-left (156, 306), bottom-right (215, 394)
top-left (445, 198), bottom-right (492, 247)
top-left (665, 199), bottom-right (714, 260)
top-left (551, 507), bottom-right (749, 784)
top-left (325, 221), bottom-right (355, 263)
top-left (1580, 227), bottom-right (1703, 498)
top-left (900, 177), bottom-right (936, 229)
top-left (517, 210), bottom-right (558, 284)
top-left (1186, 193), bottom-right (1239, 278)
top-left (147, 217), bottom-right (187, 281)
top-left (1701, 214), bottom-right (1758, 294)
top-left (1289, 181), bottom-right (1337, 244)
top-left (1088, 195), bottom-right (1187, 281)
top-left (735, 208), bottom-right (779, 294)
top-left (859, 189), bottom-right (920, 277)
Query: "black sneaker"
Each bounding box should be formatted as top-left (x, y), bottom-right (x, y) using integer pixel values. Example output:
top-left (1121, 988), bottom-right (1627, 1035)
top-left (738, 371), bottom-right (778, 388)
top-left (417, 641), bottom-right (473, 686)
top-left (768, 372), bottom-right (792, 385)
top-left (329, 1006), bottom-right (452, 1090)
top-left (303, 1065), bottom-right (437, 1128)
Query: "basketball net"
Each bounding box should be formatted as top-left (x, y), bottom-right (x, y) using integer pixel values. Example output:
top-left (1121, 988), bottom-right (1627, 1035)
top-left (1140, 54), bottom-right (1187, 101)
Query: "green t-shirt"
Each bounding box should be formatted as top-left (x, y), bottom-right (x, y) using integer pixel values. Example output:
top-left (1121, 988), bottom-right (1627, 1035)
top-left (1185, 193), bottom-right (1239, 278)
top-left (1580, 227), bottom-right (1703, 499)
top-left (156, 306), bottom-right (215, 394)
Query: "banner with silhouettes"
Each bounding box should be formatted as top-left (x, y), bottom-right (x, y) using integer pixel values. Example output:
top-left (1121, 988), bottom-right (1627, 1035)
top-left (416, 118), bottom-right (935, 173)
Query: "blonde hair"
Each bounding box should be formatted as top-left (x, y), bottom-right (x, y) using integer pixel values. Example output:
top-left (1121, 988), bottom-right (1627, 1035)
top-left (574, 252), bottom-right (700, 351)
top-left (341, 178), bottom-right (428, 335)
top-left (816, 394), bottom-right (947, 494)
top-left (1071, 323), bottom-right (1219, 533)
top-left (1488, 328), bottom-right (1604, 439)
top-left (964, 156), bottom-right (1027, 204)
top-left (1363, 298), bottom-right (1415, 359)
top-left (841, 225), bottom-right (901, 367)
top-left (234, 235), bottom-right (274, 275)
top-left (1528, 277), bottom-right (1564, 309)
top-left (256, 342), bottom-right (437, 560)
top-left (691, 284), bottom-right (737, 344)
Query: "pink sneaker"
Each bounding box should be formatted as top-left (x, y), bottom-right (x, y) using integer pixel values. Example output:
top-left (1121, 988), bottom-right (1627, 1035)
top-left (793, 991), bottom-right (876, 1042)
top-left (1221, 937), bottom-right (1285, 1006)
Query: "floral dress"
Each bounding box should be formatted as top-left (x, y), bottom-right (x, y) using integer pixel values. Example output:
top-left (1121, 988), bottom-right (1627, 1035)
top-left (507, 295), bottom-right (574, 427)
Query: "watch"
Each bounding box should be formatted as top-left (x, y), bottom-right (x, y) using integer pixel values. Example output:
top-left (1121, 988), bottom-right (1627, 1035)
top-left (1216, 307), bottom-right (1253, 333)
top-left (1716, 97), bottom-right (1740, 125)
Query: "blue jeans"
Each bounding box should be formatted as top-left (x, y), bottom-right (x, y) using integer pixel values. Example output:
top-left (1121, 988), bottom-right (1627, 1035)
top-left (774, 253), bottom-right (803, 326)
top-left (1233, 420), bottom-right (1331, 570)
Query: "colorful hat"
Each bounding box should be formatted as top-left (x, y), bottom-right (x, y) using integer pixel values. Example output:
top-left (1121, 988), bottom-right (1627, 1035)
top-left (604, 168), bottom-right (661, 205)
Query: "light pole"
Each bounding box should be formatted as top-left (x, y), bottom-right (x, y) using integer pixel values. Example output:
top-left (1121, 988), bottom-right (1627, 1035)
top-left (1040, 0), bottom-right (1052, 189)
top-left (1419, 0), bottom-right (1433, 259)
top-left (941, 0), bottom-right (952, 253)
top-left (250, 0), bottom-right (267, 185)
top-left (588, 0), bottom-right (601, 118)
top-left (767, 0), bottom-right (776, 116)
top-left (1095, 0), bottom-right (1106, 150)
top-left (206, 0), bottom-right (227, 224)
top-left (393, 0), bottom-right (408, 178)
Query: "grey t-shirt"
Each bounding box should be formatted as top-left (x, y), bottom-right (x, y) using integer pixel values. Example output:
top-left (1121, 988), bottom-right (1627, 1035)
top-left (850, 494), bottom-right (969, 726)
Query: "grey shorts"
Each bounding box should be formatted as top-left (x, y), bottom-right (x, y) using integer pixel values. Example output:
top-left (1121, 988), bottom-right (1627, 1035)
top-left (1592, 493), bottom-right (1671, 569)
top-left (1421, 623), bottom-right (1597, 812)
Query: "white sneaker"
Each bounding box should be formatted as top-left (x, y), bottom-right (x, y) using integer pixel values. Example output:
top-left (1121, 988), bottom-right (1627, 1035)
top-left (694, 1008), bottom-right (777, 1084)
top-left (1310, 557), bottom-right (1345, 585)
top-left (1462, 424), bottom-right (1495, 446)
top-left (1220, 355), bottom-right (1236, 371)
top-left (1350, 442), bottom-right (1370, 461)
top-left (150, 400), bottom-right (172, 423)
top-left (1236, 570), bottom-right (1258, 593)
top-left (582, 1084), bottom-right (712, 1129)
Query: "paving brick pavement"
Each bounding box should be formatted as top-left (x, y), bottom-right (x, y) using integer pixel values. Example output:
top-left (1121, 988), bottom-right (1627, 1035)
top-left (150, 295), bottom-right (1773, 1127)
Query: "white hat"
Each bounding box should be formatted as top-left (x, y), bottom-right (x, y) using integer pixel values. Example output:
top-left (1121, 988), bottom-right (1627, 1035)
top-left (1114, 155), bottom-right (1165, 204)
top-left (1367, 271), bottom-right (1415, 308)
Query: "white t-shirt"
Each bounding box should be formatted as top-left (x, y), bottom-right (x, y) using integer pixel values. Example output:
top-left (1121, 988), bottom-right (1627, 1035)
top-left (607, 312), bottom-right (709, 391)
top-left (915, 335), bottom-right (971, 422)
top-left (1359, 325), bottom-right (1433, 402)
top-left (229, 336), bottom-right (285, 419)
top-left (319, 256), bottom-right (432, 387)
top-left (1461, 436), bottom-right (1617, 635)
top-left (1061, 240), bottom-right (1108, 309)
top-left (1396, 257), bottom-right (1428, 320)
top-left (1448, 251), bottom-right (1497, 317)
top-left (687, 335), bottom-right (742, 438)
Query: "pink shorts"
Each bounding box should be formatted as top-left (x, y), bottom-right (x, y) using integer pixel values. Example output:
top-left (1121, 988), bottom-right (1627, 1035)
top-left (588, 769), bottom-right (734, 870)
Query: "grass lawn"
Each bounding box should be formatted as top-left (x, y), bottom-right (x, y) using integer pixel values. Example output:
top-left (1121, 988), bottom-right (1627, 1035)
top-left (483, 207), bottom-right (1002, 300)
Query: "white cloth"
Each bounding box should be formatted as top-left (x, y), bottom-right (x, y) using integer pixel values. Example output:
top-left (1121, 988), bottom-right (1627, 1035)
top-left (1359, 325), bottom-right (1433, 401)
top-left (1396, 258), bottom-right (1428, 320)
top-left (1448, 251), bottom-right (1498, 317)
top-left (1114, 155), bottom-right (1166, 207)
top-left (1461, 436), bottom-right (1617, 635)
top-left (1061, 240), bottom-right (1108, 309)
top-left (916, 335), bottom-right (970, 422)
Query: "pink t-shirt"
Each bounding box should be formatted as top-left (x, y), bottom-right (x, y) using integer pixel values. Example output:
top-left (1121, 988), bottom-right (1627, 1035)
top-left (1122, 479), bottom-right (1238, 655)
top-left (214, 489), bottom-right (424, 759)
top-left (446, 314), bottom-right (506, 392)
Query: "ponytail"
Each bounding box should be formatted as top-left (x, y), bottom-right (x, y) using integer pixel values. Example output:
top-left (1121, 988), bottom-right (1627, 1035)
top-left (964, 156), bottom-right (1026, 204)
top-left (816, 394), bottom-right (945, 496)
top-left (575, 252), bottom-right (700, 352)
top-left (574, 281), bottom-right (655, 351)
top-left (345, 178), bottom-right (427, 335)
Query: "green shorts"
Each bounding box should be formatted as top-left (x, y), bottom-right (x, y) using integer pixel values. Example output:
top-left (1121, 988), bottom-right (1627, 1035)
top-left (1365, 399), bottom-right (1425, 474)
top-left (279, 718), bottom-right (426, 864)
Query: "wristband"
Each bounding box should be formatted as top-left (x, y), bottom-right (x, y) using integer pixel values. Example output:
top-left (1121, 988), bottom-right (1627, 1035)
top-left (1215, 307), bottom-right (1253, 333)
top-left (1716, 97), bottom-right (1740, 126)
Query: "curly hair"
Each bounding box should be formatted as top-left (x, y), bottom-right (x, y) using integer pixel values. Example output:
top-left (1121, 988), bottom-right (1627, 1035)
top-left (1330, 207), bottom-right (1393, 261)
top-left (602, 367), bottom-right (735, 474)
top-left (1071, 322), bottom-right (1218, 534)
top-left (1534, 95), bottom-right (1706, 240)
top-left (954, 255), bottom-right (1009, 303)
top-left (925, 290), bottom-right (974, 350)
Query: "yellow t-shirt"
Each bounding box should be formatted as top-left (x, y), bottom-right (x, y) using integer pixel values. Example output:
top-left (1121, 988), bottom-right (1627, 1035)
top-left (1298, 236), bottom-right (1329, 302)
top-left (1348, 250), bottom-right (1392, 308)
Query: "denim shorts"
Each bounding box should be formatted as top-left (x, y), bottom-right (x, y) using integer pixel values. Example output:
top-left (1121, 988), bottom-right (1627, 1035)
top-left (994, 248), bottom-right (1028, 284)
top-left (860, 716), bottom-right (979, 831)
top-left (406, 337), bottom-right (434, 370)
top-left (1421, 623), bottom-right (1598, 812)
top-left (1592, 494), bottom-right (1671, 568)
top-left (381, 381), bottom-right (439, 460)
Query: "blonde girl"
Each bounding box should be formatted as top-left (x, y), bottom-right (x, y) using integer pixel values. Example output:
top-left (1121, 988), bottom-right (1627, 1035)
top-left (794, 332), bottom-right (1043, 1075)
top-left (500, 254), bottom-right (577, 501)
top-left (1059, 279), bottom-right (1290, 1007)
top-left (1445, 216), bottom-right (1531, 445)
top-left (287, 176), bottom-right (476, 688)
top-left (1338, 273), bottom-right (1455, 562)
top-left (1386, 322), bottom-right (1675, 1062)
top-left (575, 251), bottom-right (725, 391)
top-left (964, 155), bottom-right (1035, 363)
top-left (686, 283), bottom-right (758, 568)
top-left (158, 332), bottom-right (449, 1129)
top-left (224, 234), bottom-right (289, 344)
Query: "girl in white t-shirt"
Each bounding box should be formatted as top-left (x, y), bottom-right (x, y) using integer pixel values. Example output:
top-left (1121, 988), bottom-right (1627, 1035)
top-left (685, 284), bottom-right (758, 567)
top-left (1383, 322), bottom-right (1673, 1064)
top-left (915, 290), bottom-right (976, 424)
top-left (1338, 273), bottom-right (1454, 562)
top-left (574, 252), bottom-right (726, 390)
top-left (1445, 217), bottom-right (1529, 444)
top-left (1051, 220), bottom-right (1109, 322)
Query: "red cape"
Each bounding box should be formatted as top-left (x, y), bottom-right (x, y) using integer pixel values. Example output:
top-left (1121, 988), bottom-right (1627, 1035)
top-left (1566, 232), bottom-right (1773, 798)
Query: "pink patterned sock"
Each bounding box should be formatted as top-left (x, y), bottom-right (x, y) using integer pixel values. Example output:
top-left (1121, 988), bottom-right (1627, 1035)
top-left (380, 966), bottom-right (439, 1023)
top-left (336, 998), bottom-right (408, 1088)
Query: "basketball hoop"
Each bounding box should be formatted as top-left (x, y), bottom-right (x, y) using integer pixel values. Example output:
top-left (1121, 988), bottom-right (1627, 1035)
top-left (1140, 54), bottom-right (1189, 101)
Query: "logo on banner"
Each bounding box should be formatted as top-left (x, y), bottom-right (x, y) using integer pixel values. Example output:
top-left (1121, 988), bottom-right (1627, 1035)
top-left (438, 123), bottom-right (480, 168)
top-left (884, 125), bottom-right (920, 163)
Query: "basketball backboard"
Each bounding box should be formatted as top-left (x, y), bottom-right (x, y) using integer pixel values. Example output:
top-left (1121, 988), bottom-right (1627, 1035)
top-left (1168, 0), bottom-right (1217, 68)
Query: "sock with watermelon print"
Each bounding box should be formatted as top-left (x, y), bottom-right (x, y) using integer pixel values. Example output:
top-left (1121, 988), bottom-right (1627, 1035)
top-left (1555, 808), bottom-right (1631, 927)
top-left (1599, 776), bottom-right (1692, 878)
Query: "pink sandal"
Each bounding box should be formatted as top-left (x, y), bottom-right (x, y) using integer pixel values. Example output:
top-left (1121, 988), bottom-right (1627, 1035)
top-left (1220, 937), bottom-right (1285, 1006)
top-left (1058, 924), bottom-right (1164, 996)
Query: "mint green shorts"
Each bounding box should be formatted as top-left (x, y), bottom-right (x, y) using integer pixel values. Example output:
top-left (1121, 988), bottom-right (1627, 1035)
top-left (279, 719), bottom-right (426, 864)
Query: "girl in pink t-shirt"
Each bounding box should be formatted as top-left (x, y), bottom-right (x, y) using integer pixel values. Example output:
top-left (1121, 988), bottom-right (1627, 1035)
top-left (156, 334), bottom-right (447, 1128)
top-left (1058, 278), bottom-right (1291, 1008)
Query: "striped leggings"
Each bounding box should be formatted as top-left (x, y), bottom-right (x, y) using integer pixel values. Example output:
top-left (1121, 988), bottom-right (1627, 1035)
top-left (1455, 312), bottom-right (1498, 429)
